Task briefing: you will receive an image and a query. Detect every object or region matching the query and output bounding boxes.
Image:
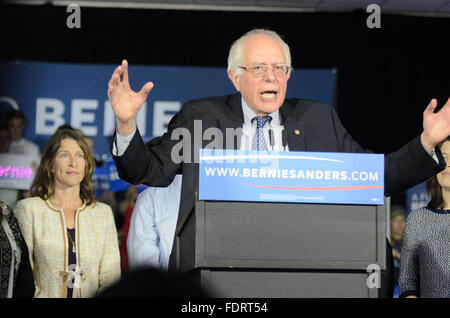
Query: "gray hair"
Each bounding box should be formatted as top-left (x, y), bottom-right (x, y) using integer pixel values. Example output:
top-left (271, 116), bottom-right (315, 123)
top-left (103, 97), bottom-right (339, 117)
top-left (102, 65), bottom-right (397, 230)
top-left (227, 29), bottom-right (292, 76)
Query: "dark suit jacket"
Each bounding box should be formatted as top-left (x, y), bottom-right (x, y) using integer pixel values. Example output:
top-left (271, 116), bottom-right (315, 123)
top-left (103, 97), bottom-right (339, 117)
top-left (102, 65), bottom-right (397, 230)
top-left (113, 93), bottom-right (445, 225)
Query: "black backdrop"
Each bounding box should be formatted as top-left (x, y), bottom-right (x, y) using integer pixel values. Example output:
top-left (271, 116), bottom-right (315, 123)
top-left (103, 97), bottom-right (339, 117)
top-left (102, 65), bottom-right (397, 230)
top-left (1, 3), bottom-right (449, 155)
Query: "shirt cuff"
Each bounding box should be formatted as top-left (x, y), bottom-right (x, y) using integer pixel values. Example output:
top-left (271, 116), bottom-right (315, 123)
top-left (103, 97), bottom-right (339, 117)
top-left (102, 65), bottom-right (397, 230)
top-left (112, 128), bottom-right (136, 157)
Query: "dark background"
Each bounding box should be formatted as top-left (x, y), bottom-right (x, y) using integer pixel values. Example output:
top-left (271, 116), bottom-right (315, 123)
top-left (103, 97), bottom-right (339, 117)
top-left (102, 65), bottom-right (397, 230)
top-left (1, 3), bottom-right (449, 202)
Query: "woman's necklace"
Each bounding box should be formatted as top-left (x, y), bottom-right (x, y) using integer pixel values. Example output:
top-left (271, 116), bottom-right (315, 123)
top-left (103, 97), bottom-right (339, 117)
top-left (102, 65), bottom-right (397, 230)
top-left (67, 230), bottom-right (76, 254)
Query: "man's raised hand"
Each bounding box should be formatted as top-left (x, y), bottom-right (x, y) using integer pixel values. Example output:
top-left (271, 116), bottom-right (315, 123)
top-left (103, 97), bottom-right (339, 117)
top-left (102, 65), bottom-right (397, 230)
top-left (107, 60), bottom-right (154, 136)
top-left (421, 97), bottom-right (450, 154)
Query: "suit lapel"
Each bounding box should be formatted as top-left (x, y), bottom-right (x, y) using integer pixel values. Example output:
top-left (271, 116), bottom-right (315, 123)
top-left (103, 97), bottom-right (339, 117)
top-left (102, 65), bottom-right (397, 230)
top-left (217, 94), bottom-right (306, 151)
top-left (220, 93), bottom-right (244, 150)
top-left (280, 100), bottom-right (306, 151)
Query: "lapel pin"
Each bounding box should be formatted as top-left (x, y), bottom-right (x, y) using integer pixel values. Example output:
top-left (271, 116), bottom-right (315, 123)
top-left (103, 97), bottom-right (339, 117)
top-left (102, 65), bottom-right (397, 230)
top-left (294, 129), bottom-right (301, 135)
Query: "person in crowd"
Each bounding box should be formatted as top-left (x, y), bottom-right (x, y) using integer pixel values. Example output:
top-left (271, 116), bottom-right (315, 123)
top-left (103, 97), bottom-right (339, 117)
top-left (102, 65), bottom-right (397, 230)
top-left (119, 185), bottom-right (138, 274)
top-left (0, 200), bottom-right (35, 298)
top-left (108, 29), bottom-right (450, 297)
top-left (5, 109), bottom-right (41, 203)
top-left (14, 128), bottom-right (120, 298)
top-left (0, 122), bottom-right (20, 208)
top-left (5, 109), bottom-right (40, 167)
top-left (56, 124), bottom-right (75, 131)
top-left (0, 122), bottom-right (11, 153)
top-left (127, 175), bottom-right (181, 272)
top-left (97, 190), bottom-right (121, 228)
top-left (119, 185), bottom-right (138, 218)
top-left (399, 137), bottom-right (450, 298)
top-left (390, 205), bottom-right (406, 286)
top-left (83, 134), bottom-right (104, 167)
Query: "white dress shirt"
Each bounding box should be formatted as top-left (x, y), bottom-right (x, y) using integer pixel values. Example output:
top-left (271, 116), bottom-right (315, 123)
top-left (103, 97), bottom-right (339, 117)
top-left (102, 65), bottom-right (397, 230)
top-left (240, 98), bottom-right (288, 152)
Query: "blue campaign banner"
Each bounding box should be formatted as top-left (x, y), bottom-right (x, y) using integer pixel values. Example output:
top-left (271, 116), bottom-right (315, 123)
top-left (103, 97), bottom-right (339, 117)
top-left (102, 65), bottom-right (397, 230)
top-left (105, 159), bottom-right (130, 192)
top-left (92, 166), bottom-right (110, 197)
top-left (406, 182), bottom-right (429, 214)
top-left (92, 159), bottom-right (148, 194)
top-left (199, 149), bottom-right (384, 205)
top-left (0, 61), bottom-right (336, 165)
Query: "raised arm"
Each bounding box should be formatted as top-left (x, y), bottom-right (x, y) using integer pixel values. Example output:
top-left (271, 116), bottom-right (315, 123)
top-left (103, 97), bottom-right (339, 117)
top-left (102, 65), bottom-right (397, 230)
top-left (107, 59), bottom-right (154, 136)
top-left (421, 97), bottom-right (450, 154)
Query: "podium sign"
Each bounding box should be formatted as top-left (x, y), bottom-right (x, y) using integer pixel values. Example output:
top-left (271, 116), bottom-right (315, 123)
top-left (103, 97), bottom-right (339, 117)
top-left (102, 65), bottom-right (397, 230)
top-left (199, 149), bottom-right (384, 205)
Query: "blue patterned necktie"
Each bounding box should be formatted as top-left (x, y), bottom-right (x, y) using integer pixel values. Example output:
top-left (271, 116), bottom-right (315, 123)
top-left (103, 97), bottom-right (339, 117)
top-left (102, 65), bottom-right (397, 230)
top-left (251, 116), bottom-right (272, 151)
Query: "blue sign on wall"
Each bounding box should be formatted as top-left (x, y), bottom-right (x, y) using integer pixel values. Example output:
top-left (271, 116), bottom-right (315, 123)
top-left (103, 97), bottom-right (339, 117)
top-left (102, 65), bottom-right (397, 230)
top-left (0, 61), bottom-right (336, 163)
top-left (406, 182), bottom-right (429, 214)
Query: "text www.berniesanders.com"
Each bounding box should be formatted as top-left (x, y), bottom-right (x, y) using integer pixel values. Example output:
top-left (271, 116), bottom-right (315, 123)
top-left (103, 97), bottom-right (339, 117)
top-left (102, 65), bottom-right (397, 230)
top-left (204, 167), bottom-right (379, 182)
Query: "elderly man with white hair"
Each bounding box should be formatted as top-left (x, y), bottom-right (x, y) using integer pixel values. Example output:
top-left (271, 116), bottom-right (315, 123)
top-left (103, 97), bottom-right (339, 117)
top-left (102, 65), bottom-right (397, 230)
top-left (108, 29), bottom-right (450, 297)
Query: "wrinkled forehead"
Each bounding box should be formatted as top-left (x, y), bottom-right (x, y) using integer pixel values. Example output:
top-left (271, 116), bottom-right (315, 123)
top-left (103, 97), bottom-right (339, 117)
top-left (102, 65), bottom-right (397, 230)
top-left (241, 34), bottom-right (287, 65)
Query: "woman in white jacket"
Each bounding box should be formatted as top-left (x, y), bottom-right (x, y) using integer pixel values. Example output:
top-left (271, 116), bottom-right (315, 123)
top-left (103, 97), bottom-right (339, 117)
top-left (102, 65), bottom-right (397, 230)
top-left (14, 128), bottom-right (120, 298)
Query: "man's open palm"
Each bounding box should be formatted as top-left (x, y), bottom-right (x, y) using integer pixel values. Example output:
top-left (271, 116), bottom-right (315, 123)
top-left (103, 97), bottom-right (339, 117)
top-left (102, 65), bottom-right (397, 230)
top-left (107, 60), bottom-right (153, 134)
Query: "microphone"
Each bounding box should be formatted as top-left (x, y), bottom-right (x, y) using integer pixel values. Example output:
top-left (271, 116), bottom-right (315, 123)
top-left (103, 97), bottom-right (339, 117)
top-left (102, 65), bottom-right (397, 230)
top-left (282, 129), bottom-right (288, 151)
top-left (268, 129), bottom-right (275, 150)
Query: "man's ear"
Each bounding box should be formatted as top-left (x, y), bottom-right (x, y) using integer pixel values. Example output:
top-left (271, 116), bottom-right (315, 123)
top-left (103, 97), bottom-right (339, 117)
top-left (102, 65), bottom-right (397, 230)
top-left (228, 70), bottom-right (241, 92)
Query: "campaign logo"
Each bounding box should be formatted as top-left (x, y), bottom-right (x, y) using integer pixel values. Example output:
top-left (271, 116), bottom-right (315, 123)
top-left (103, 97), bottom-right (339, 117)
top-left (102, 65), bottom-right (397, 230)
top-left (199, 149), bottom-right (384, 205)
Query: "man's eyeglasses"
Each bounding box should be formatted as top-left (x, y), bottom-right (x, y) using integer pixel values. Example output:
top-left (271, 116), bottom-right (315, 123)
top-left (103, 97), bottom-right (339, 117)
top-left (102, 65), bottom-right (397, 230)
top-left (238, 64), bottom-right (292, 77)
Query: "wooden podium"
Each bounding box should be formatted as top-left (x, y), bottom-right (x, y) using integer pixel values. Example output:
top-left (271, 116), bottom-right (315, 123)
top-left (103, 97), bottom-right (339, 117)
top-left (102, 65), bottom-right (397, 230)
top-left (175, 196), bottom-right (386, 298)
